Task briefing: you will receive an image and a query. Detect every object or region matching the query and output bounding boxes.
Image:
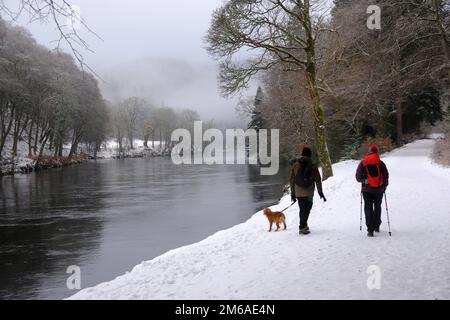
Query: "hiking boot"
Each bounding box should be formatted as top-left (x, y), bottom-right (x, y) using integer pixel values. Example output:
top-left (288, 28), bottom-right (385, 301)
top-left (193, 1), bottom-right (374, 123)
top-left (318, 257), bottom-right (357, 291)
top-left (300, 227), bottom-right (311, 235)
top-left (375, 227), bottom-right (380, 233)
top-left (367, 231), bottom-right (375, 238)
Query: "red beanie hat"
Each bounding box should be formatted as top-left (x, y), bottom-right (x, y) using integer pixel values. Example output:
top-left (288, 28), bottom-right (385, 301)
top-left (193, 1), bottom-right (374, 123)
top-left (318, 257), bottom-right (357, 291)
top-left (370, 145), bottom-right (379, 153)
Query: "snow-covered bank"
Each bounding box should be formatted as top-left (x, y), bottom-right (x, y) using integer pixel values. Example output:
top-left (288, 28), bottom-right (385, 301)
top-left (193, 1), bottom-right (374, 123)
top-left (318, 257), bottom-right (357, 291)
top-left (0, 139), bottom-right (169, 176)
top-left (95, 140), bottom-right (169, 159)
top-left (69, 139), bottom-right (450, 300)
top-left (0, 155), bottom-right (89, 176)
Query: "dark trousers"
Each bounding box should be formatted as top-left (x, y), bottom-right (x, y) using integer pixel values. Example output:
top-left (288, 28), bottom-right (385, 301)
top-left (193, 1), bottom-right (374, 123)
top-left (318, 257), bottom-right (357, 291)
top-left (363, 192), bottom-right (383, 232)
top-left (297, 197), bottom-right (313, 230)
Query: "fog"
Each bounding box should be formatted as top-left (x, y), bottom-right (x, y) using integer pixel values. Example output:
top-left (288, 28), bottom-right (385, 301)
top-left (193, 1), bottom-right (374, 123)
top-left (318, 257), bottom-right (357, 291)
top-left (6, 0), bottom-right (251, 126)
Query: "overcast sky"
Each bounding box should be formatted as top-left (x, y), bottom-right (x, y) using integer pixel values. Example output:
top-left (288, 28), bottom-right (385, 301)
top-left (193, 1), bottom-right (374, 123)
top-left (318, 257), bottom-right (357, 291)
top-left (5, 0), bottom-right (333, 126)
top-left (6, 0), bottom-right (251, 125)
top-left (41, 0), bottom-right (225, 67)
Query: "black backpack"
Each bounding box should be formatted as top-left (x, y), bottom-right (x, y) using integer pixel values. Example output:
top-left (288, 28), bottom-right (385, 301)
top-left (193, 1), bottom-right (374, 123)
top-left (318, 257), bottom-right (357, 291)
top-left (295, 159), bottom-right (314, 188)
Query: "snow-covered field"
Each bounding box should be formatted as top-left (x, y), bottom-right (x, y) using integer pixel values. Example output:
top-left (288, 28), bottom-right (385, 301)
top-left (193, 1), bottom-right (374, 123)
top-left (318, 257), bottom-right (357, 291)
top-left (69, 139), bottom-right (450, 300)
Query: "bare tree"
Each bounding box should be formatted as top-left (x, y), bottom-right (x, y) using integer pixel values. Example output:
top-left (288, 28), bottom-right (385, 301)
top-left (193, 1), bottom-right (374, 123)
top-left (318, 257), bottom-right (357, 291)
top-left (179, 108), bottom-right (200, 138)
top-left (111, 102), bottom-right (126, 155)
top-left (121, 97), bottom-right (146, 150)
top-left (0, 0), bottom-right (101, 71)
top-left (206, 0), bottom-right (335, 179)
top-left (260, 66), bottom-right (315, 152)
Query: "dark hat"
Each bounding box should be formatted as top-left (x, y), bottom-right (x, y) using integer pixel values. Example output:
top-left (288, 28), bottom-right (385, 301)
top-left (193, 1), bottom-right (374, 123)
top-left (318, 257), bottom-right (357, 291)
top-left (302, 147), bottom-right (312, 158)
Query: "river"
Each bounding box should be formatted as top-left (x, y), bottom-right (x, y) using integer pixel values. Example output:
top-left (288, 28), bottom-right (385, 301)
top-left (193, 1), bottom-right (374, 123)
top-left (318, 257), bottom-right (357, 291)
top-left (0, 157), bottom-right (290, 299)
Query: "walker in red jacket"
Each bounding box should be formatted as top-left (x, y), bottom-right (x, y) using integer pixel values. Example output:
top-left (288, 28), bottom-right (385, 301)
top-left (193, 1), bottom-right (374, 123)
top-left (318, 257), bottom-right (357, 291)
top-left (355, 146), bottom-right (390, 237)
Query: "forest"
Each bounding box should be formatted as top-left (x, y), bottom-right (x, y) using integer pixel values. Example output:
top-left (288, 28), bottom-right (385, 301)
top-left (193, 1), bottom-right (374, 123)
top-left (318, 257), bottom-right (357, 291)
top-left (0, 17), bottom-right (207, 162)
top-left (207, 0), bottom-right (449, 178)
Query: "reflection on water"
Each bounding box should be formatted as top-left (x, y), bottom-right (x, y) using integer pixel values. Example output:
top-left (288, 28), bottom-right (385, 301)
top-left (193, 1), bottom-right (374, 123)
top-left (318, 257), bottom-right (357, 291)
top-left (0, 158), bottom-right (289, 299)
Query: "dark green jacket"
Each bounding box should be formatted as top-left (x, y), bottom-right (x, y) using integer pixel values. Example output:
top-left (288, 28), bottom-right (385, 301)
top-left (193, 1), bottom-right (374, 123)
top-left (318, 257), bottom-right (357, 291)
top-left (289, 156), bottom-right (323, 198)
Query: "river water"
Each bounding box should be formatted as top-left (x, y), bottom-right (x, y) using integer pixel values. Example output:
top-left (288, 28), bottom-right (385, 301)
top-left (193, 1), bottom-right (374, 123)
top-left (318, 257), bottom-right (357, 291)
top-left (0, 158), bottom-right (290, 299)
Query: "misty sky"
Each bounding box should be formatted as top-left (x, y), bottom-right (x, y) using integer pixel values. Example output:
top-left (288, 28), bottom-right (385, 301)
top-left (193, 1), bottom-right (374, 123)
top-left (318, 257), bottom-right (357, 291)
top-left (6, 0), bottom-right (251, 125)
top-left (5, 0), bottom-right (334, 126)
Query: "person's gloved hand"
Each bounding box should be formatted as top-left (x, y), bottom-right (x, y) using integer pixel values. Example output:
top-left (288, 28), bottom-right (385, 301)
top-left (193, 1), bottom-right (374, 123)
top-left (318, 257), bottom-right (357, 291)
top-left (319, 191), bottom-right (327, 202)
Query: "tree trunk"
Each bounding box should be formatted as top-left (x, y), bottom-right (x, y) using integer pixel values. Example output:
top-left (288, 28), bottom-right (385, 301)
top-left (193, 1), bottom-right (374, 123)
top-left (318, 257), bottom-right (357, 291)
top-left (0, 138), bottom-right (6, 158)
top-left (58, 141), bottom-right (63, 157)
top-left (144, 134), bottom-right (149, 148)
top-left (12, 120), bottom-right (20, 157)
top-left (306, 70), bottom-right (334, 180)
top-left (33, 122), bottom-right (39, 155)
top-left (69, 142), bottom-right (77, 158)
top-left (129, 135), bottom-right (134, 150)
top-left (0, 103), bottom-right (15, 157)
top-left (117, 129), bottom-right (123, 155)
top-left (39, 131), bottom-right (51, 157)
top-left (0, 136), bottom-right (6, 158)
top-left (69, 143), bottom-right (77, 157)
top-left (28, 121), bottom-right (34, 158)
top-left (304, 17), bottom-right (334, 180)
top-left (69, 131), bottom-right (77, 157)
top-left (11, 108), bottom-right (24, 157)
top-left (395, 95), bottom-right (404, 146)
top-left (49, 133), bottom-right (54, 151)
top-left (54, 144), bottom-right (58, 157)
top-left (93, 142), bottom-right (98, 159)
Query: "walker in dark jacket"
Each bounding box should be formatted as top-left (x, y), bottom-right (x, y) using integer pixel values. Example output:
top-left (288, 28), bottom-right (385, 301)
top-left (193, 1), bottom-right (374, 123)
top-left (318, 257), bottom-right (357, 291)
top-left (289, 147), bottom-right (326, 235)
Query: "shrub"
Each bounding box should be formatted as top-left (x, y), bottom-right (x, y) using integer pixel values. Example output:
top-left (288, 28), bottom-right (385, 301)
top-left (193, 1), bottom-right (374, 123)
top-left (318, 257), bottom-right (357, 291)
top-left (354, 137), bottom-right (396, 160)
top-left (433, 134), bottom-right (450, 167)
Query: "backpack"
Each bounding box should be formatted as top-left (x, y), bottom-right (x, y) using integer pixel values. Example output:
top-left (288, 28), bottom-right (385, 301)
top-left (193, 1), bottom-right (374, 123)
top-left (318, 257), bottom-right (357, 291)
top-left (295, 159), bottom-right (314, 188)
top-left (363, 153), bottom-right (384, 188)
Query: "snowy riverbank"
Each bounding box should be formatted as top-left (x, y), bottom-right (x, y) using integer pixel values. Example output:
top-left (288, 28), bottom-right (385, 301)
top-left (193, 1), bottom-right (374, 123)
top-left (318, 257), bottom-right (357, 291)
top-left (69, 138), bottom-right (450, 300)
top-left (0, 155), bottom-right (89, 176)
top-left (0, 139), bottom-right (169, 176)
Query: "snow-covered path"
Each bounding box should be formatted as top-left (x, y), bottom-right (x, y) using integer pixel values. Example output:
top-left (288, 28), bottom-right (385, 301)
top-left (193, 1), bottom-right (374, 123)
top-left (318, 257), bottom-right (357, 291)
top-left (69, 139), bottom-right (450, 300)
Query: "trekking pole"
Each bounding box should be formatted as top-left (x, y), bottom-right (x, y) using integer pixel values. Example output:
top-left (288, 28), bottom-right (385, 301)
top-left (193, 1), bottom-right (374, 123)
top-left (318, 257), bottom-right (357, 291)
top-left (360, 193), bottom-right (363, 231)
top-left (384, 192), bottom-right (392, 237)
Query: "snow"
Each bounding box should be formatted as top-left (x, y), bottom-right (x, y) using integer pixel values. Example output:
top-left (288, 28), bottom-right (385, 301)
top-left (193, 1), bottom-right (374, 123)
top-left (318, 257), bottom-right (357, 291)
top-left (94, 140), bottom-right (167, 159)
top-left (0, 139), bottom-right (38, 175)
top-left (104, 139), bottom-right (161, 150)
top-left (1, 138), bottom-right (168, 175)
top-left (68, 138), bottom-right (449, 299)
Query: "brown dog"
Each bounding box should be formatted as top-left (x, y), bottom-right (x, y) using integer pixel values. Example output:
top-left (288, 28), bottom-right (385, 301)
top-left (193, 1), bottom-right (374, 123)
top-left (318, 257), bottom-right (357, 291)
top-left (263, 208), bottom-right (287, 232)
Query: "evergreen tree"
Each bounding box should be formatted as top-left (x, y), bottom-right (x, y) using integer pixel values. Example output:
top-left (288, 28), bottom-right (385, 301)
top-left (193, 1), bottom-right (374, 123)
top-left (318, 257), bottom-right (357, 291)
top-left (248, 87), bottom-right (265, 132)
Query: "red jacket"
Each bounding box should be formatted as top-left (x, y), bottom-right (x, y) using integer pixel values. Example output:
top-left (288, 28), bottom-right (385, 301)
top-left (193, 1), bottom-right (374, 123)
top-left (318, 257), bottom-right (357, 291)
top-left (355, 153), bottom-right (389, 193)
